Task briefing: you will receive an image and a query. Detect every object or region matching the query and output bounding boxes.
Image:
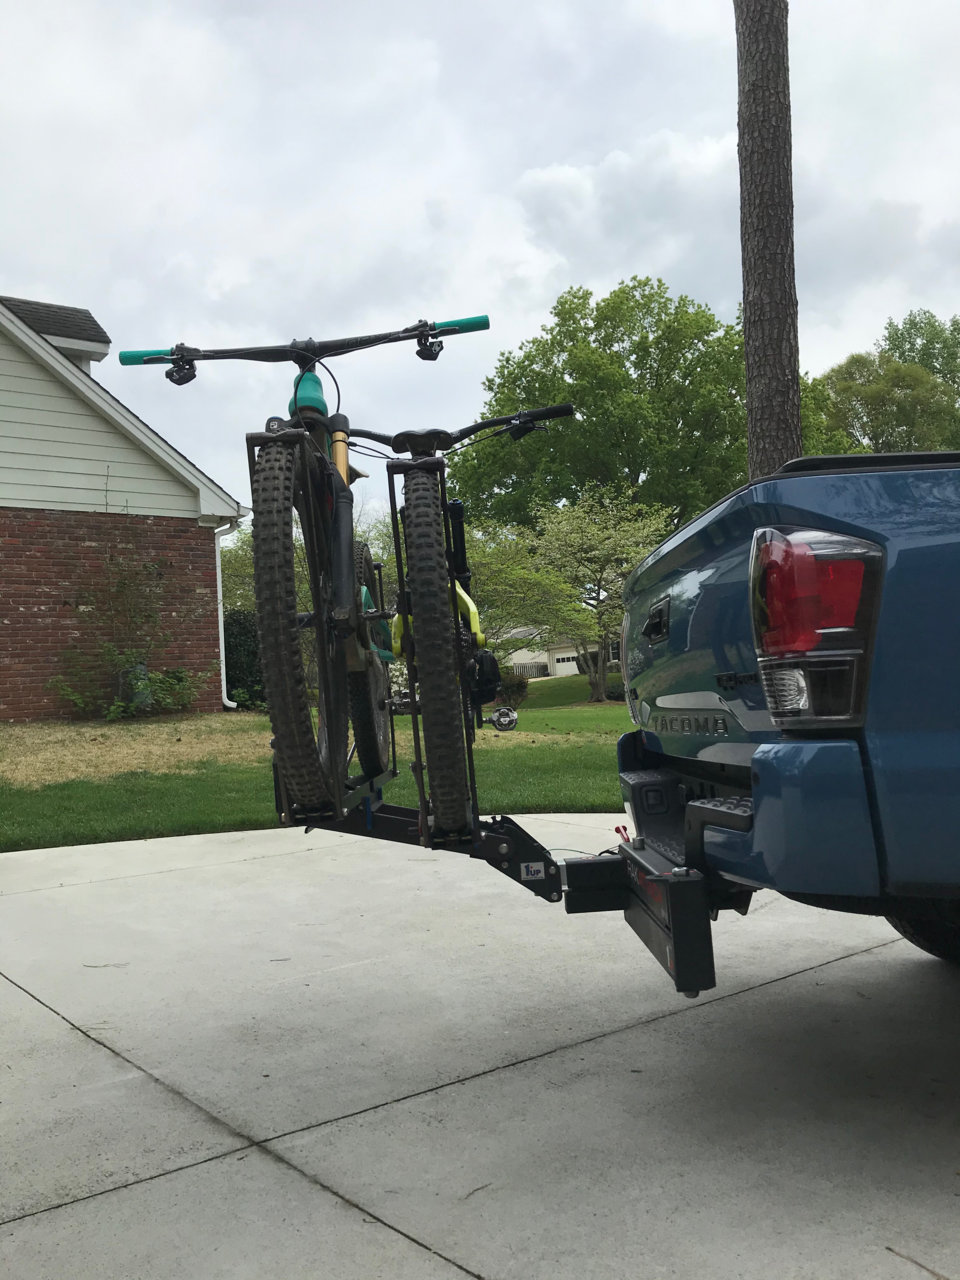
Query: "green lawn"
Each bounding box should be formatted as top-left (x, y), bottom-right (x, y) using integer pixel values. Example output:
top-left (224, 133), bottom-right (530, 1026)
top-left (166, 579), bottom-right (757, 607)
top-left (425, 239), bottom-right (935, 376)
top-left (0, 763), bottom-right (278, 853)
top-left (1, 679), bottom-right (632, 853)
top-left (521, 671), bottom-right (626, 710)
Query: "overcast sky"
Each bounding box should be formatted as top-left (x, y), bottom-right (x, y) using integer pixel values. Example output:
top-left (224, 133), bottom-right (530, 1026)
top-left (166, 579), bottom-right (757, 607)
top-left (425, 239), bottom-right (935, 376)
top-left (4, 0), bottom-right (960, 514)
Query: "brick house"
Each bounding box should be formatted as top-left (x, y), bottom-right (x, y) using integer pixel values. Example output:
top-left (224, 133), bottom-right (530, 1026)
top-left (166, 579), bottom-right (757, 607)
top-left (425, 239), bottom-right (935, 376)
top-left (0, 295), bottom-right (246, 721)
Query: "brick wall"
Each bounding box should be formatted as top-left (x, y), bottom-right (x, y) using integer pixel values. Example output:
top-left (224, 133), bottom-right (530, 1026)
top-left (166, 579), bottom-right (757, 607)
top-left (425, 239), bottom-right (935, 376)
top-left (0, 508), bottom-right (222, 721)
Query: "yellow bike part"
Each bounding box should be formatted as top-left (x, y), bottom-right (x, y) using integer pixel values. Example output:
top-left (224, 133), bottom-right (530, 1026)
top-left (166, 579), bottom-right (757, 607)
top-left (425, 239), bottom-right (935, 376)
top-left (391, 582), bottom-right (485, 658)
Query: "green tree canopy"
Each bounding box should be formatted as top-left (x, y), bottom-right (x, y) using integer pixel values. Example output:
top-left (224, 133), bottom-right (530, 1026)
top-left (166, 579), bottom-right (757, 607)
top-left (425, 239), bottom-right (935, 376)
top-left (448, 277), bottom-right (748, 529)
top-left (463, 523), bottom-right (585, 662)
top-left (533, 486), bottom-right (673, 702)
top-left (880, 309), bottom-right (960, 393)
top-left (220, 524), bottom-right (256, 612)
top-left (820, 351), bottom-right (960, 454)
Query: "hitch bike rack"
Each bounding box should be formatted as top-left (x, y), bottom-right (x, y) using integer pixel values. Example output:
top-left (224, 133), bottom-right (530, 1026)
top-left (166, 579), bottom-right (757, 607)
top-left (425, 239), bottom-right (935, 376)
top-left (273, 751), bottom-right (719, 999)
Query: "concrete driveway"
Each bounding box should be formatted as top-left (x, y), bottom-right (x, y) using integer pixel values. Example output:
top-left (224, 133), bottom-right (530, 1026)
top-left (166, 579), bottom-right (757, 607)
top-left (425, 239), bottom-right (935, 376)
top-left (2, 814), bottom-right (958, 1280)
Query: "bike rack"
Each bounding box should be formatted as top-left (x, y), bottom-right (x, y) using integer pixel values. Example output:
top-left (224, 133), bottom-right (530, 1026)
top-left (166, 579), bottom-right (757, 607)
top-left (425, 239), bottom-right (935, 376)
top-left (254, 428), bottom-right (717, 998)
top-left (275, 758), bottom-right (718, 998)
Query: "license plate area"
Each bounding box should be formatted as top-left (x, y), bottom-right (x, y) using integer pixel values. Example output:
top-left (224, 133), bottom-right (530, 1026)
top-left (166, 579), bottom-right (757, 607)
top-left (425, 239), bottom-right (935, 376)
top-left (620, 840), bottom-right (716, 996)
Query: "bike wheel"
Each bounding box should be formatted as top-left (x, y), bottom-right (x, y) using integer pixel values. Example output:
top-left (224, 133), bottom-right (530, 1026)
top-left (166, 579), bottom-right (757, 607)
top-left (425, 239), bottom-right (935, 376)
top-left (403, 467), bottom-right (471, 834)
top-left (252, 439), bottom-right (348, 813)
top-left (348, 541), bottom-right (391, 779)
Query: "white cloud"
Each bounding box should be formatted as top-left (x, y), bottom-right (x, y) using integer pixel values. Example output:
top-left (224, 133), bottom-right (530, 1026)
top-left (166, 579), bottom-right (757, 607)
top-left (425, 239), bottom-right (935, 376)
top-left (4, 0), bottom-right (960, 512)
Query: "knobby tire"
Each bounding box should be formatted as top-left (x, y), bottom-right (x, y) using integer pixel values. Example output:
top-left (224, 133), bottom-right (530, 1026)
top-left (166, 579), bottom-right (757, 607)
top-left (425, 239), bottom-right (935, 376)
top-left (403, 468), bottom-right (471, 834)
top-left (252, 439), bottom-right (346, 813)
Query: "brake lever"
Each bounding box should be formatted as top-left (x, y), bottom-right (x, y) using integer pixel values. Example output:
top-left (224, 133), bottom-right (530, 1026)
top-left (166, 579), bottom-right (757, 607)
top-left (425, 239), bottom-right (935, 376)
top-left (165, 358), bottom-right (197, 386)
top-left (416, 334), bottom-right (444, 362)
top-left (507, 420), bottom-right (547, 441)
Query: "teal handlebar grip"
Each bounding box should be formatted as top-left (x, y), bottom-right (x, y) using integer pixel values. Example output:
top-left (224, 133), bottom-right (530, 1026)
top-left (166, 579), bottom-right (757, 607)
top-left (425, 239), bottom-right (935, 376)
top-left (433, 315), bottom-right (490, 335)
top-left (118, 348), bottom-right (175, 365)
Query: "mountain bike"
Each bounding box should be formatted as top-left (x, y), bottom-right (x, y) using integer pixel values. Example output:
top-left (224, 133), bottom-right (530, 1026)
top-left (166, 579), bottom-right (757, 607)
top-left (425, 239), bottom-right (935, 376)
top-left (120, 319), bottom-right (573, 844)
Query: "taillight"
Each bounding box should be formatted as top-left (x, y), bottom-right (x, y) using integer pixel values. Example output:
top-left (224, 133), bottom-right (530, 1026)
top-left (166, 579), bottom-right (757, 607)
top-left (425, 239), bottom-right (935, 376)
top-left (750, 528), bottom-right (882, 727)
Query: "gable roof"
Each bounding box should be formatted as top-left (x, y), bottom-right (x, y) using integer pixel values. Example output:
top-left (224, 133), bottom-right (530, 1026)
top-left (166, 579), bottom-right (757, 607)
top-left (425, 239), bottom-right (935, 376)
top-left (0, 295), bottom-right (111, 346)
top-left (0, 297), bottom-right (246, 523)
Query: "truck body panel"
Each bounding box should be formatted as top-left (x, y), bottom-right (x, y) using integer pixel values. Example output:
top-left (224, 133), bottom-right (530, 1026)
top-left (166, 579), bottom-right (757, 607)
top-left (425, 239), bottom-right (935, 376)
top-left (621, 456), bottom-right (960, 900)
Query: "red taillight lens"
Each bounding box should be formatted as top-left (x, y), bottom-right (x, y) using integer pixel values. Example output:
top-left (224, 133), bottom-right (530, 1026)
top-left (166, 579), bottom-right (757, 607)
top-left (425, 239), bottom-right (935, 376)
top-left (758, 536), bottom-right (866, 657)
top-left (750, 528), bottom-right (882, 727)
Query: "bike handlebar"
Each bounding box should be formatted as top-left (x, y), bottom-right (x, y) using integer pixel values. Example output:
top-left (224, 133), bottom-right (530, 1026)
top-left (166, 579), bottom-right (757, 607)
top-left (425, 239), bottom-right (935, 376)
top-left (351, 403), bottom-right (575, 456)
top-left (487, 403), bottom-right (574, 428)
top-left (118, 315), bottom-right (490, 368)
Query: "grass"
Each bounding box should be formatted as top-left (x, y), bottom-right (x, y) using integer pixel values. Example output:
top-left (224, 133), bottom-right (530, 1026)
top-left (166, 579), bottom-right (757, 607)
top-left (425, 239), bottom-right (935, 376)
top-left (523, 672), bottom-right (597, 708)
top-left (521, 671), bottom-right (626, 710)
top-left (0, 682), bottom-right (632, 853)
top-left (0, 763), bottom-right (277, 852)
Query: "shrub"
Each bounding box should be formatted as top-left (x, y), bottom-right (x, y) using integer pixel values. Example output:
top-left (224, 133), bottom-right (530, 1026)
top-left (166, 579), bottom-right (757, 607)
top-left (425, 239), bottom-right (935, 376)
top-left (48, 553), bottom-right (216, 720)
top-left (224, 609), bottom-right (265, 710)
top-left (497, 665), bottom-right (529, 707)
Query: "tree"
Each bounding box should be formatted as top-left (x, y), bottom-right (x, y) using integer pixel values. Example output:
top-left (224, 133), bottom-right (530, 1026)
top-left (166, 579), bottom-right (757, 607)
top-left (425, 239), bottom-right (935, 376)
top-left (219, 523), bottom-right (256, 612)
top-left (533, 487), bottom-right (673, 702)
top-left (733, 0), bottom-right (802, 477)
top-left (448, 277), bottom-right (747, 529)
top-left (464, 523), bottom-right (586, 662)
top-left (820, 352), bottom-right (960, 454)
top-left (880, 309), bottom-right (960, 394)
top-left (798, 374), bottom-right (865, 458)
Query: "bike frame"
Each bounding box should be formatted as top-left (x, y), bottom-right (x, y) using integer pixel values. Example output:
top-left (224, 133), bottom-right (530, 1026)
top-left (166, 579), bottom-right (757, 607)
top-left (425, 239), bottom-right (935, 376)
top-left (119, 320), bottom-right (571, 843)
top-left (245, 391), bottom-right (488, 842)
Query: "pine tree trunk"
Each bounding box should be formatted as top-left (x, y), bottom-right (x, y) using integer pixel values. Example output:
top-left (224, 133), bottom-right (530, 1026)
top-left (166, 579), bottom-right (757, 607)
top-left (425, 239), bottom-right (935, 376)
top-left (734, 0), bottom-right (802, 479)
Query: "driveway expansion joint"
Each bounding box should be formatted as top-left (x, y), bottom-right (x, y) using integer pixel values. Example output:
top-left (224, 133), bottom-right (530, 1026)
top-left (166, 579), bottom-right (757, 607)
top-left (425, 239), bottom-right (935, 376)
top-left (0, 967), bottom-right (489, 1276)
top-left (263, 936), bottom-right (902, 1147)
top-left (1, 936), bottom-right (901, 1269)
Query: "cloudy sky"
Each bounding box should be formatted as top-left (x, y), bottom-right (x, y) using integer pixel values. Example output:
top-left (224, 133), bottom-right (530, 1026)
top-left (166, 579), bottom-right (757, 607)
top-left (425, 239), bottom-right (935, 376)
top-left (3, 0), bottom-right (959, 513)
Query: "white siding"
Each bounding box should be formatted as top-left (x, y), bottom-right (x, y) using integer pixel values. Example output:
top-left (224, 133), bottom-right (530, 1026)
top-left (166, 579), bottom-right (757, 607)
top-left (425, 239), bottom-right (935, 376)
top-left (509, 646), bottom-right (549, 665)
top-left (0, 329), bottom-right (197, 517)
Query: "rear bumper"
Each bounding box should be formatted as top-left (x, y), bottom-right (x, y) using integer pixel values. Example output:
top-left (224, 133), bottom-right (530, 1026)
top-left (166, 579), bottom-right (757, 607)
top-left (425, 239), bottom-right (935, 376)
top-left (706, 741), bottom-right (880, 896)
top-left (619, 735), bottom-right (881, 897)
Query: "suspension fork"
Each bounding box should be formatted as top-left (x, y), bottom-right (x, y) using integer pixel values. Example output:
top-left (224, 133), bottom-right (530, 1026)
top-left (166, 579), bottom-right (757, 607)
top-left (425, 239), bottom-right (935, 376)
top-left (328, 411), bottom-right (351, 487)
top-left (447, 499), bottom-right (471, 594)
top-left (319, 413), bottom-right (357, 638)
top-left (329, 466), bottom-right (356, 633)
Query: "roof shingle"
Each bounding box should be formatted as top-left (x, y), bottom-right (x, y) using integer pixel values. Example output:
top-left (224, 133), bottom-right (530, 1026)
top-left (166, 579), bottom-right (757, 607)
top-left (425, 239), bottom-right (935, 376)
top-left (0, 295), bottom-right (110, 346)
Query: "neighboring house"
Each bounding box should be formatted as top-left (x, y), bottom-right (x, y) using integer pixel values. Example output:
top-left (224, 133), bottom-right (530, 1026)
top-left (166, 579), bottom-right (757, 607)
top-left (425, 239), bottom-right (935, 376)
top-left (0, 295), bottom-right (246, 721)
top-left (507, 628), bottom-right (620, 679)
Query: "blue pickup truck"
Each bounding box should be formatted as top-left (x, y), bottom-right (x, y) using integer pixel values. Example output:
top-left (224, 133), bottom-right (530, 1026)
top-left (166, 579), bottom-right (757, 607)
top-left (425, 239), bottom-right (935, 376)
top-left (616, 451), bottom-right (960, 993)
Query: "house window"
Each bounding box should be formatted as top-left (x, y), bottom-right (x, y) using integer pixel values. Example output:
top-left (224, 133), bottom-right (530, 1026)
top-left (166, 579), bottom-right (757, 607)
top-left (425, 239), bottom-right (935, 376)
top-left (556, 655), bottom-right (578, 665)
top-left (610, 641), bottom-right (621, 661)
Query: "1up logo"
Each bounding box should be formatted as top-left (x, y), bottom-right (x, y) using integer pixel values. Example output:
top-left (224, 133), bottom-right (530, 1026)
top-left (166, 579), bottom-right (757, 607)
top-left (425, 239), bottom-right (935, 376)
top-left (520, 862), bottom-right (545, 881)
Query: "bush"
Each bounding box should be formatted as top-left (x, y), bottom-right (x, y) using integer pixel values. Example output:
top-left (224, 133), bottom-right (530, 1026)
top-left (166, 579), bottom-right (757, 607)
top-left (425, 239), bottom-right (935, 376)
top-left (224, 609), bottom-right (265, 710)
top-left (50, 655), bottom-right (212, 721)
top-left (497, 665), bottom-right (529, 707)
top-left (48, 553), bottom-right (215, 720)
top-left (605, 675), bottom-right (626, 701)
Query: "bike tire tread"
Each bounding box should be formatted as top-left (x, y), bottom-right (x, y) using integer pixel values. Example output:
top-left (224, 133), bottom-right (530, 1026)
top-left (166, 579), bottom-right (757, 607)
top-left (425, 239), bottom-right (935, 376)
top-left (403, 468), bottom-right (470, 833)
top-left (251, 440), bottom-right (331, 811)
